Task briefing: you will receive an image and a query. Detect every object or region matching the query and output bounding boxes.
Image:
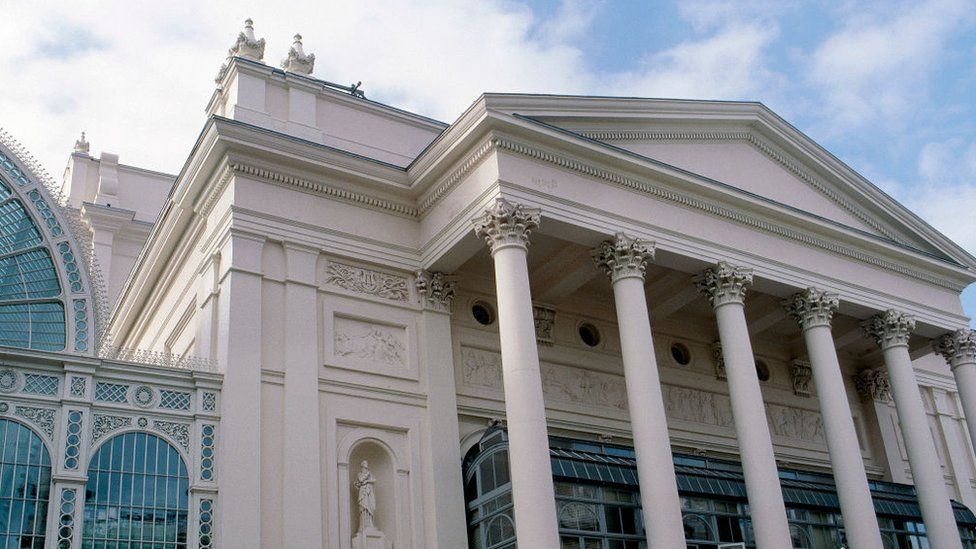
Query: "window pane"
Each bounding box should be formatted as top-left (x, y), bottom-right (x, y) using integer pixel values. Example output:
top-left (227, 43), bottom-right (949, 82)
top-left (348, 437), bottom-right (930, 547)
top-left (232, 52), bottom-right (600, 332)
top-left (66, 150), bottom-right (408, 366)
top-left (0, 420), bottom-right (51, 545)
top-left (82, 433), bottom-right (188, 548)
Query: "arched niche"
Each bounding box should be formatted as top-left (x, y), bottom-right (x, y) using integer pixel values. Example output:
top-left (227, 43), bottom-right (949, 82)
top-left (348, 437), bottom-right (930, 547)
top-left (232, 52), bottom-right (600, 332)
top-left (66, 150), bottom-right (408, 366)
top-left (349, 441), bottom-right (396, 540)
top-left (337, 427), bottom-right (411, 549)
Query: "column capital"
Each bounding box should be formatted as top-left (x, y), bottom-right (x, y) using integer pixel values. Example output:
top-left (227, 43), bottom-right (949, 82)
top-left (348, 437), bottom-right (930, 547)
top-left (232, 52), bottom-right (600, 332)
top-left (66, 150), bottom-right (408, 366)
top-left (473, 198), bottom-right (541, 254)
top-left (853, 368), bottom-right (892, 403)
top-left (415, 270), bottom-right (456, 313)
top-left (695, 261), bottom-right (753, 307)
top-left (784, 287), bottom-right (839, 330)
top-left (591, 232), bottom-right (655, 283)
top-left (934, 329), bottom-right (976, 368)
top-left (862, 310), bottom-right (916, 350)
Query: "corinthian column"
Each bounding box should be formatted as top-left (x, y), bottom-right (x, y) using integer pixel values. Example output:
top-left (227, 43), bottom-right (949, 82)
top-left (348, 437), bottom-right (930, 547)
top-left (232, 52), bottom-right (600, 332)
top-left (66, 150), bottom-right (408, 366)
top-left (696, 262), bottom-right (791, 548)
top-left (935, 329), bottom-right (976, 453)
top-left (865, 311), bottom-right (963, 549)
top-left (472, 198), bottom-right (559, 548)
top-left (784, 288), bottom-right (883, 548)
top-left (592, 234), bottom-right (686, 548)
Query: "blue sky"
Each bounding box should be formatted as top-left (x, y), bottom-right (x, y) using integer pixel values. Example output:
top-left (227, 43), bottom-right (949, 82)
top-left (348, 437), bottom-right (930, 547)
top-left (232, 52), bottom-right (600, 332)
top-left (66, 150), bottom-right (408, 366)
top-left (2, 0), bottom-right (975, 324)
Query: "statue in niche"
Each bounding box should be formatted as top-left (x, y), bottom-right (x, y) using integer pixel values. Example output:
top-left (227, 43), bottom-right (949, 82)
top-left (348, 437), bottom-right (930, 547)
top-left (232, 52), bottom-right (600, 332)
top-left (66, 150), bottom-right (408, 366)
top-left (354, 460), bottom-right (377, 532)
top-left (352, 459), bottom-right (386, 549)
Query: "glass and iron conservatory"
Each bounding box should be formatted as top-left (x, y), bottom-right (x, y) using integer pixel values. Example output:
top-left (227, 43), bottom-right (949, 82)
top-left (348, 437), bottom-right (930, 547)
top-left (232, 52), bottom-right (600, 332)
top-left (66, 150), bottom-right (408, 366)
top-left (463, 428), bottom-right (976, 549)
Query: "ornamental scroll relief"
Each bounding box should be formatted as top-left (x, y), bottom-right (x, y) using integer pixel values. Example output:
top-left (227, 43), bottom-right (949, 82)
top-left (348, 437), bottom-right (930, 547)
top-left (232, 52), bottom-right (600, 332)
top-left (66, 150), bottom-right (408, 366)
top-left (459, 347), bottom-right (826, 445)
top-left (325, 262), bottom-right (409, 302)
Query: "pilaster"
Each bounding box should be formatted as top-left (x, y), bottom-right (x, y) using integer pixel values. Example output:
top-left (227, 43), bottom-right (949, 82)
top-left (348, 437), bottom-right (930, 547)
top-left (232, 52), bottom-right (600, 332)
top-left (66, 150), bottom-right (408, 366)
top-left (281, 242), bottom-right (323, 547)
top-left (416, 270), bottom-right (467, 548)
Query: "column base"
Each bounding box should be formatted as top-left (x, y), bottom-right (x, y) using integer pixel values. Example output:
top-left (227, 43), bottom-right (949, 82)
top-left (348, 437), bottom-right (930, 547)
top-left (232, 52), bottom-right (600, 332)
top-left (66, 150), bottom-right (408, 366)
top-left (352, 527), bottom-right (387, 549)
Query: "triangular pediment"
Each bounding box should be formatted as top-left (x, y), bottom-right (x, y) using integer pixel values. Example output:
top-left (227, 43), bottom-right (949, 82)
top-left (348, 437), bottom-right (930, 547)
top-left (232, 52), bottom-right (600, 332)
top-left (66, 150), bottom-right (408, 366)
top-left (479, 94), bottom-right (975, 268)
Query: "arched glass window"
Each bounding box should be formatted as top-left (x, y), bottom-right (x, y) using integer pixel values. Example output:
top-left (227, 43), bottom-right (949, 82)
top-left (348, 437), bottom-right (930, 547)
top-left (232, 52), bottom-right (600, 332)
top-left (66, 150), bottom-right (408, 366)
top-left (683, 514), bottom-right (715, 541)
top-left (82, 432), bottom-right (189, 548)
top-left (0, 174), bottom-right (65, 351)
top-left (0, 418), bottom-right (52, 547)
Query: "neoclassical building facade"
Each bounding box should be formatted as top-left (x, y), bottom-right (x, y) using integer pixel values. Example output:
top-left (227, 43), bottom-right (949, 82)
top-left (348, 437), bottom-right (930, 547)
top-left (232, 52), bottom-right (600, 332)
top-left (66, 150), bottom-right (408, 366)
top-left (2, 20), bottom-right (976, 549)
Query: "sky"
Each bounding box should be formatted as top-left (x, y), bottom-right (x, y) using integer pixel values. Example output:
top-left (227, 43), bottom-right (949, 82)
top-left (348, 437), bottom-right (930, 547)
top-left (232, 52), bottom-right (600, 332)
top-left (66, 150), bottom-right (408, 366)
top-left (1, 0), bottom-right (975, 324)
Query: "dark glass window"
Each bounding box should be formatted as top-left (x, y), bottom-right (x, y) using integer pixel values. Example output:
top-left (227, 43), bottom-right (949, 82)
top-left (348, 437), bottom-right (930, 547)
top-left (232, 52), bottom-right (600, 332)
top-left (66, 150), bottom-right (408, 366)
top-left (0, 419), bottom-right (51, 547)
top-left (82, 432), bottom-right (189, 548)
top-left (0, 175), bottom-right (67, 351)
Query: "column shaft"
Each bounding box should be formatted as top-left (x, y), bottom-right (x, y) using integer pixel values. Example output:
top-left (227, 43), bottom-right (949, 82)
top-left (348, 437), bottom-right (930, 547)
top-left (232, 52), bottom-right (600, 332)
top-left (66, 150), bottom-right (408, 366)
top-left (714, 301), bottom-right (792, 547)
top-left (491, 244), bottom-right (560, 547)
top-left (884, 344), bottom-right (963, 549)
top-left (612, 276), bottom-right (686, 546)
top-left (954, 363), bottom-right (976, 453)
top-left (803, 324), bottom-right (883, 548)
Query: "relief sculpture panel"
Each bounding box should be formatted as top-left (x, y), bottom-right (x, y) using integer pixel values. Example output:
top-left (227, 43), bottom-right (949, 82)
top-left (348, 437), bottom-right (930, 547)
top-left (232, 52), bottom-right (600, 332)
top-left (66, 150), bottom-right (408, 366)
top-left (459, 346), bottom-right (826, 445)
top-left (335, 317), bottom-right (407, 366)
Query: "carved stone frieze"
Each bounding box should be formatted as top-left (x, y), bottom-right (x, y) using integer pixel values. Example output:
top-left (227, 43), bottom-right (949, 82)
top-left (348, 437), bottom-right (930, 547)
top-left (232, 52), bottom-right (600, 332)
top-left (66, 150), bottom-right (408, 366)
top-left (153, 420), bottom-right (190, 451)
top-left (934, 329), bottom-right (976, 368)
top-left (591, 233), bottom-right (655, 283)
top-left (472, 198), bottom-right (541, 253)
top-left (711, 342), bottom-right (726, 380)
top-left (14, 406), bottom-right (55, 438)
top-left (458, 345), bottom-right (826, 444)
top-left (91, 414), bottom-right (132, 445)
top-left (790, 360), bottom-right (813, 397)
top-left (784, 287), bottom-right (839, 330)
top-left (325, 262), bottom-right (409, 301)
top-left (415, 270), bottom-right (456, 312)
top-left (460, 347), bottom-right (503, 389)
top-left (854, 368), bottom-right (892, 403)
top-left (334, 317), bottom-right (406, 366)
top-left (533, 306), bottom-right (556, 346)
top-left (695, 262), bottom-right (753, 307)
top-left (863, 310), bottom-right (915, 350)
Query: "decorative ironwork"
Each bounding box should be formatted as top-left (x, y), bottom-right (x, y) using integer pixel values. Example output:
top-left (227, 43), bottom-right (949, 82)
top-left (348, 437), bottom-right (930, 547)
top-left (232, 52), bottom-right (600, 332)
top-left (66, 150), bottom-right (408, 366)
top-left (14, 405), bottom-right (56, 438)
top-left (64, 410), bottom-right (83, 469)
top-left (23, 373), bottom-right (59, 395)
top-left (153, 419), bottom-right (190, 450)
top-left (94, 382), bottom-right (129, 403)
top-left (201, 424), bottom-right (216, 481)
top-left (159, 389), bottom-right (191, 410)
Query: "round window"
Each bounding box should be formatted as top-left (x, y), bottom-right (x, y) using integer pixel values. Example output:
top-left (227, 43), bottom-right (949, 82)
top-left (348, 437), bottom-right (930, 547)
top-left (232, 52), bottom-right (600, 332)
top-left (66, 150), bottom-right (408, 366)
top-left (755, 360), bottom-right (770, 382)
top-left (578, 323), bottom-right (601, 347)
top-left (471, 301), bottom-right (495, 326)
top-left (671, 343), bottom-right (691, 365)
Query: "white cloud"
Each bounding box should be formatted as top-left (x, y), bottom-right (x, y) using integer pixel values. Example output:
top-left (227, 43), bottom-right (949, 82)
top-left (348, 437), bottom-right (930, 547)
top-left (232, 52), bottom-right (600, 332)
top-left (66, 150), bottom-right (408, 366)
top-left (807, 0), bottom-right (975, 130)
top-left (609, 23), bottom-right (780, 100)
top-left (0, 0), bottom-right (786, 177)
top-left (908, 138), bottom-right (976, 252)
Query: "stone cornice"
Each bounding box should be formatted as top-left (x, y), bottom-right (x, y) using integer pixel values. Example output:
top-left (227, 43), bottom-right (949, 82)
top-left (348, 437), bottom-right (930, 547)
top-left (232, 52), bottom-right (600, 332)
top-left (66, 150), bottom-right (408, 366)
top-left (578, 129), bottom-right (901, 244)
top-left (489, 136), bottom-right (965, 291)
top-left (230, 162), bottom-right (419, 218)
